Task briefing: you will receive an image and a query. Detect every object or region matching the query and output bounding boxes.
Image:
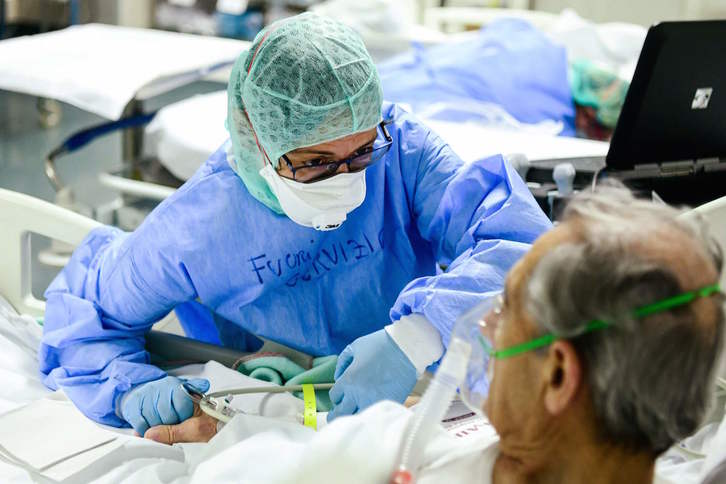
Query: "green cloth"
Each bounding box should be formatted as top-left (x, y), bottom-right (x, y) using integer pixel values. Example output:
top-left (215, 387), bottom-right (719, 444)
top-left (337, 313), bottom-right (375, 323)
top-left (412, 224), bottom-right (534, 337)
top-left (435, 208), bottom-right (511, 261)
top-left (237, 354), bottom-right (338, 411)
top-left (238, 356), bottom-right (306, 382)
top-left (570, 59), bottom-right (630, 128)
top-left (226, 12), bottom-right (384, 213)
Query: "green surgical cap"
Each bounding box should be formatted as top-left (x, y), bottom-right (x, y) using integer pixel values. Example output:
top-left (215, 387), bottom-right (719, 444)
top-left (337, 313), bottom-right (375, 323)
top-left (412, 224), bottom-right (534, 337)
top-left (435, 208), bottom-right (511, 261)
top-left (226, 13), bottom-right (384, 213)
top-left (570, 59), bottom-right (630, 129)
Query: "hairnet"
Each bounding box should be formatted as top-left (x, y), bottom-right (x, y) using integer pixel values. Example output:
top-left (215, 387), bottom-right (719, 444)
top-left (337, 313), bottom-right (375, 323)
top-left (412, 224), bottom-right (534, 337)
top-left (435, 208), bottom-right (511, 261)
top-left (570, 59), bottom-right (629, 129)
top-left (226, 13), bottom-right (384, 213)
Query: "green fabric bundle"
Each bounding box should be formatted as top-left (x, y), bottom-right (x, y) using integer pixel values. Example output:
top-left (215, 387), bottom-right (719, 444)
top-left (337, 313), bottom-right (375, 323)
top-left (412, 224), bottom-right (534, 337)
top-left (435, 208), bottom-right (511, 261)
top-left (570, 59), bottom-right (630, 128)
top-left (236, 354), bottom-right (338, 411)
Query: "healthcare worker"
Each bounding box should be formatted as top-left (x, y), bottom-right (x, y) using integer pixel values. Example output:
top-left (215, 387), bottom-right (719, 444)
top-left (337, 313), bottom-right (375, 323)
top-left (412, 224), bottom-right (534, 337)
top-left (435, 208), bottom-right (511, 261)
top-left (39, 13), bottom-right (551, 436)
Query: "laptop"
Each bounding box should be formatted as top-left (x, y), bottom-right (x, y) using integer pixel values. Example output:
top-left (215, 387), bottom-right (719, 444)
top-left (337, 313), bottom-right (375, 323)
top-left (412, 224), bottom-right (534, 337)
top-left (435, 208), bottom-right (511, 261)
top-left (527, 20), bottom-right (726, 204)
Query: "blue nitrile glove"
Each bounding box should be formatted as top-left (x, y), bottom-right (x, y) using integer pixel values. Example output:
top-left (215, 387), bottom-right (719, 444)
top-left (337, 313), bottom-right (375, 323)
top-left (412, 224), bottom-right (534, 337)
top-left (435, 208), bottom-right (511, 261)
top-left (327, 329), bottom-right (417, 422)
top-left (119, 376), bottom-right (210, 436)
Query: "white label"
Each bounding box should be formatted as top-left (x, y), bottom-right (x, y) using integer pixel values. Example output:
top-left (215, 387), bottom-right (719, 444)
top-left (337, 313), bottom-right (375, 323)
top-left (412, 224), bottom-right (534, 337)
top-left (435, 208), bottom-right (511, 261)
top-left (692, 87), bottom-right (713, 110)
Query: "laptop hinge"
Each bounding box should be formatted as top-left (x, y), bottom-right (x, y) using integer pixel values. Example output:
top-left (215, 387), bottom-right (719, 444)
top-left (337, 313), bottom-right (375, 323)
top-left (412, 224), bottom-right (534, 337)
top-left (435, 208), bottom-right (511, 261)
top-left (656, 160), bottom-right (695, 177)
top-left (632, 158), bottom-right (726, 177)
top-left (696, 157), bottom-right (726, 172)
top-left (628, 162), bottom-right (693, 178)
top-left (632, 163), bottom-right (663, 177)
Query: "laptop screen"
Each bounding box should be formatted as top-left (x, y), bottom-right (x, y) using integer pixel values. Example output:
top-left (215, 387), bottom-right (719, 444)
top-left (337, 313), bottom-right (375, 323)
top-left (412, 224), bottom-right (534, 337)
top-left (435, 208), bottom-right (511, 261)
top-left (607, 21), bottom-right (726, 169)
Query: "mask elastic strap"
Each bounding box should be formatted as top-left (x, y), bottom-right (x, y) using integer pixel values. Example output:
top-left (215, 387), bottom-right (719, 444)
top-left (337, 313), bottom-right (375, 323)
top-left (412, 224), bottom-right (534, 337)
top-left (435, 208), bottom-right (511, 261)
top-left (243, 109), bottom-right (272, 167)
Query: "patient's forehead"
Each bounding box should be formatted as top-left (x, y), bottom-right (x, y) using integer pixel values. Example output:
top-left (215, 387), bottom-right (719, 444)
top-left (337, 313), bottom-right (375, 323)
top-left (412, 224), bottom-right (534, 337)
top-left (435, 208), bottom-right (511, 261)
top-left (628, 225), bottom-right (720, 331)
top-left (630, 225), bottom-right (718, 291)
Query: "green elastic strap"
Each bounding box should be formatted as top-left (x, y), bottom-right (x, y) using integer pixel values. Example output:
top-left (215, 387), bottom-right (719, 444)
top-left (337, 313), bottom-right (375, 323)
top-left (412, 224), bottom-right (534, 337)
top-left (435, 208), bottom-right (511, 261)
top-left (490, 333), bottom-right (555, 359)
top-left (634, 283), bottom-right (721, 318)
top-left (302, 383), bottom-right (317, 430)
top-left (488, 283), bottom-right (721, 360)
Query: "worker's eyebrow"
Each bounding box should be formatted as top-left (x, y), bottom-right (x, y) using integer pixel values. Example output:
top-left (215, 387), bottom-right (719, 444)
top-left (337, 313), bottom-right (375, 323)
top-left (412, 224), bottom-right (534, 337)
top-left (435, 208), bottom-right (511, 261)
top-left (289, 132), bottom-right (377, 157)
top-left (291, 148), bottom-right (336, 156)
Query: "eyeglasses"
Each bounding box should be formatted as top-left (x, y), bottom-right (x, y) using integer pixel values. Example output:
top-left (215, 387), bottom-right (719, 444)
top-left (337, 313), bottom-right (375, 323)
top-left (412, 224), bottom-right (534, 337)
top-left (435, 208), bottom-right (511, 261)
top-left (456, 283), bottom-right (722, 414)
top-left (279, 121), bottom-right (393, 184)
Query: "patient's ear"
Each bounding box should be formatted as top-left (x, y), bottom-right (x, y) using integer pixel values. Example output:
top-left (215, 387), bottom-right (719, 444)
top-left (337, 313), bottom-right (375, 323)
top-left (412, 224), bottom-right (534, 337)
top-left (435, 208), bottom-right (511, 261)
top-left (542, 340), bottom-right (582, 416)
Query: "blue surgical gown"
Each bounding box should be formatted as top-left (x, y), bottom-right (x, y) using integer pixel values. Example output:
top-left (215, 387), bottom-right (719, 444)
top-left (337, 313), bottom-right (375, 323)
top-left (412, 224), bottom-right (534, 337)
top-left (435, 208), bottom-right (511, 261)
top-left (378, 19), bottom-right (576, 135)
top-left (40, 103), bottom-right (552, 426)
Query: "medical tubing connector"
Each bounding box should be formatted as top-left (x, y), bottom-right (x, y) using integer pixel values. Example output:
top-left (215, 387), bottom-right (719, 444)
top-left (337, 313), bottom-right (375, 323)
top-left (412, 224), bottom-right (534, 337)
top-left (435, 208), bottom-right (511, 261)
top-left (390, 337), bottom-right (471, 484)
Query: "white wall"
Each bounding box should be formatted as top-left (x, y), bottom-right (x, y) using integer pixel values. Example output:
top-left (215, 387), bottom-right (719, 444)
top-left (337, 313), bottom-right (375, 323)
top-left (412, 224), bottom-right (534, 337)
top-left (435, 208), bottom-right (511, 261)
top-left (418, 0), bottom-right (726, 26)
top-left (95, 0), bottom-right (155, 28)
top-left (530, 0), bottom-right (726, 26)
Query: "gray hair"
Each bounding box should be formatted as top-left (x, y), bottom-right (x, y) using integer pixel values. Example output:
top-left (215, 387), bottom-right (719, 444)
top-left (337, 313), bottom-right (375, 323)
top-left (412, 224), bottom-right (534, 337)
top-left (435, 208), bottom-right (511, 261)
top-left (524, 186), bottom-right (724, 454)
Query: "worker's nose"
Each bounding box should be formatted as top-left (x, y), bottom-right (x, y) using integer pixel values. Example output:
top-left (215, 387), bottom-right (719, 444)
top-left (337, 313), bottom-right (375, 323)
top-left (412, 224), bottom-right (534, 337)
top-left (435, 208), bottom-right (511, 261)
top-left (336, 162), bottom-right (350, 174)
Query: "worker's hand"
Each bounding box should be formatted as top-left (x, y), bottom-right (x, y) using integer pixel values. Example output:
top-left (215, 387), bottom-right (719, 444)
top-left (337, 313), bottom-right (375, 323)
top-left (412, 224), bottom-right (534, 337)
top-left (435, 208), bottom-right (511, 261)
top-left (144, 404), bottom-right (218, 444)
top-left (119, 376), bottom-right (210, 436)
top-left (327, 329), bottom-right (417, 422)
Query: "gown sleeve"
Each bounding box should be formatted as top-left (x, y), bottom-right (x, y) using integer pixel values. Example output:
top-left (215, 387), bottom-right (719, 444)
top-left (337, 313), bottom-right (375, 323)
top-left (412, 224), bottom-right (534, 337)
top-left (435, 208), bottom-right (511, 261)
top-left (39, 168), bottom-right (225, 426)
top-left (390, 123), bottom-right (552, 346)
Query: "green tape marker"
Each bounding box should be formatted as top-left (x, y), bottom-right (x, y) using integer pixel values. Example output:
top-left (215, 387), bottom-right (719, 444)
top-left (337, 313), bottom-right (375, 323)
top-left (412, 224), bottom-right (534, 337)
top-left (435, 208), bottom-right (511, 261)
top-left (302, 383), bottom-right (317, 430)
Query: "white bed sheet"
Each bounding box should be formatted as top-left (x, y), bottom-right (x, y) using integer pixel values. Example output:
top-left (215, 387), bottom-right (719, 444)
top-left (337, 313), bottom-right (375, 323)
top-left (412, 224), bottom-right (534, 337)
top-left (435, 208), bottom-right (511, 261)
top-left (1, 296), bottom-right (723, 483)
top-left (0, 296), bottom-right (306, 483)
top-left (145, 91), bottom-right (610, 182)
top-left (423, 119), bottom-right (609, 163)
top-left (546, 9), bottom-right (647, 82)
top-left (144, 91), bottom-right (230, 181)
top-left (0, 296), bottom-right (51, 416)
top-left (0, 24), bottom-right (247, 120)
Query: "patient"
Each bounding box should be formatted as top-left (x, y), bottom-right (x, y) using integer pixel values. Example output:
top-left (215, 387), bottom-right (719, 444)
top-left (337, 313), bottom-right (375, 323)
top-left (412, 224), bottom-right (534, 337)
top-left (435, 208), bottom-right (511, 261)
top-left (142, 187), bottom-right (725, 484)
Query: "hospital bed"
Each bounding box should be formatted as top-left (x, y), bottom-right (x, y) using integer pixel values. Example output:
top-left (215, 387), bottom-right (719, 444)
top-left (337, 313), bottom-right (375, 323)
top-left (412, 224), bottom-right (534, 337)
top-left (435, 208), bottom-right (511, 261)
top-left (1, 187), bottom-right (726, 482)
top-left (0, 187), bottom-right (253, 359)
top-left (0, 24), bottom-right (249, 231)
top-left (0, 187), bottom-right (324, 482)
top-left (142, 89), bottom-right (612, 183)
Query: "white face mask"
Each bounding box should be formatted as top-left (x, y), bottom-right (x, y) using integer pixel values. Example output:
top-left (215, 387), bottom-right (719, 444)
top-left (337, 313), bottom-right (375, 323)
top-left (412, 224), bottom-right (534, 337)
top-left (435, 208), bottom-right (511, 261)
top-left (259, 164), bottom-right (367, 231)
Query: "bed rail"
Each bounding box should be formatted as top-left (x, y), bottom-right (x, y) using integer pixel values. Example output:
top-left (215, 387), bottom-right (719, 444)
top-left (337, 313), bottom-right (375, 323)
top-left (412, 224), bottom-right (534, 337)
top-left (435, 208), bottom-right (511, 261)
top-left (0, 188), bottom-right (100, 317)
top-left (682, 196), bottom-right (726, 288)
top-left (0, 188), bottom-right (253, 367)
